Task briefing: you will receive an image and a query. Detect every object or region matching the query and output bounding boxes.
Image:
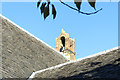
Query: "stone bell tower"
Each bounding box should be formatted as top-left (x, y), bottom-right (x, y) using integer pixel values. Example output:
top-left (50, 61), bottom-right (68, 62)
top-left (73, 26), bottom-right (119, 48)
top-left (55, 29), bottom-right (75, 61)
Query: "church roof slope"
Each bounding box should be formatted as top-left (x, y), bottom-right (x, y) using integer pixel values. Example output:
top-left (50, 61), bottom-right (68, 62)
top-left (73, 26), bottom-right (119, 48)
top-left (0, 14), bottom-right (68, 78)
top-left (33, 47), bottom-right (120, 79)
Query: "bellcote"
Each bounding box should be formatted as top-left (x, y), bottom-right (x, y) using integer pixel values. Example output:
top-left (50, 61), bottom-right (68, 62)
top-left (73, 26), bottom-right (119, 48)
top-left (55, 29), bottom-right (75, 61)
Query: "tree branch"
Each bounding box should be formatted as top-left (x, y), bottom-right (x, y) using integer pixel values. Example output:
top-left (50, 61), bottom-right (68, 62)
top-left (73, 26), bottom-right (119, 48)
top-left (59, 0), bottom-right (102, 15)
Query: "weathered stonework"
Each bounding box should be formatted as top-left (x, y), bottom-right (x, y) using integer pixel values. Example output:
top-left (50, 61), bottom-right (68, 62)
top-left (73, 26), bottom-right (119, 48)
top-left (55, 29), bottom-right (75, 61)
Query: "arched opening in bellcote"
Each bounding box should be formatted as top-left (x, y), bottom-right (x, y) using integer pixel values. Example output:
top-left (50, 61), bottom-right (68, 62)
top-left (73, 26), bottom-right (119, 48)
top-left (60, 36), bottom-right (65, 52)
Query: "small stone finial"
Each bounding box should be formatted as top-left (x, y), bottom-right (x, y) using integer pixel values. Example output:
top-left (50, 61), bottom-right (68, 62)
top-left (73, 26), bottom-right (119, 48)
top-left (61, 29), bottom-right (65, 33)
top-left (73, 38), bottom-right (75, 41)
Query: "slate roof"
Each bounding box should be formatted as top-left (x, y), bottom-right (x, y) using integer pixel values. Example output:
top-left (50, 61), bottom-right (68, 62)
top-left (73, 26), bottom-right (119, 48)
top-left (1, 14), bottom-right (119, 80)
top-left (0, 14), bottom-right (68, 78)
top-left (33, 47), bottom-right (120, 80)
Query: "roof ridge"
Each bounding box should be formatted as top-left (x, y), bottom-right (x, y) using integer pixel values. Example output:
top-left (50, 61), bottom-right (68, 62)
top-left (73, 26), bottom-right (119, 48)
top-left (28, 46), bottom-right (119, 79)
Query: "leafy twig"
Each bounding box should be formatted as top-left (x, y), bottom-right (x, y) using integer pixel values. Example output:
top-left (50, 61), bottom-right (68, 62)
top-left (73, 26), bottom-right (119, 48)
top-left (59, 0), bottom-right (102, 15)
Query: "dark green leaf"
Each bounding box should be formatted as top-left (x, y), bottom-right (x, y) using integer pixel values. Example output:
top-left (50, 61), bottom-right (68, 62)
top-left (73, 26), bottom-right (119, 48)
top-left (43, 4), bottom-right (49, 19)
top-left (37, 0), bottom-right (42, 8)
top-left (88, 0), bottom-right (96, 10)
top-left (74, 0), bottom-right (82, 10)
top-left (52, 4), bottom-right (56, 19)
top-left (40, 2), bottom-right (46, 14)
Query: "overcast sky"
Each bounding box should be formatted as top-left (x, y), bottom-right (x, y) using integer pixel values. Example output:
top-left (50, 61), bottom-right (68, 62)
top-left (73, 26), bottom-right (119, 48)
top-left (1, 2), bottom-right (118, 59)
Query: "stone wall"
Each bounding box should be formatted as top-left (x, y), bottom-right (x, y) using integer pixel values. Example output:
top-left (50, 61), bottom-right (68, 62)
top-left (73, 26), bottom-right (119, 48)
top-left (0, 15), bottom-right (68, 78)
